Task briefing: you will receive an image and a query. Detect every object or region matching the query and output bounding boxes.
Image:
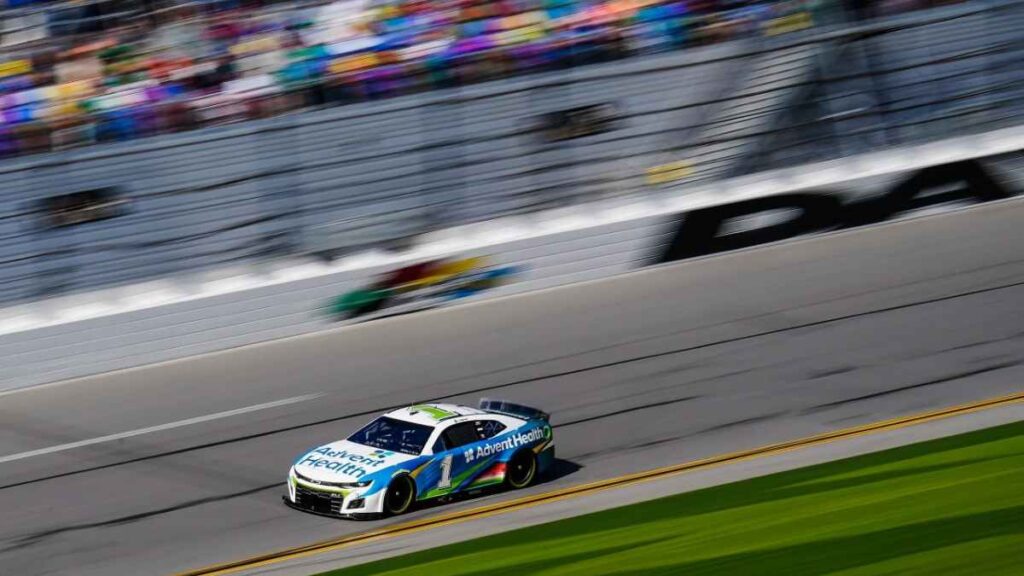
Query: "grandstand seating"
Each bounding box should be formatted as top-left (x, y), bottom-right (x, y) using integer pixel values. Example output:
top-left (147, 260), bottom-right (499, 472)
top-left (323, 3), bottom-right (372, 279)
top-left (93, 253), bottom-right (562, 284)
top-left (0, 0), bottom-right (821, 156)
top-left (0, 0), bottom-right (1013, 307)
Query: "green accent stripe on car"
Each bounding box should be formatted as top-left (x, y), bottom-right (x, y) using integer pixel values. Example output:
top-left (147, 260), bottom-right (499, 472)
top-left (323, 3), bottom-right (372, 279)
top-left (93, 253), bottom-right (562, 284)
top-left (467, 476), bottom-right (504, 489)
top-left (409, 405), bottom-right (459, 421)
top-left (421, 459), bottom-right (492, 499)
top-left (451, 458), bottom-right (493, 488)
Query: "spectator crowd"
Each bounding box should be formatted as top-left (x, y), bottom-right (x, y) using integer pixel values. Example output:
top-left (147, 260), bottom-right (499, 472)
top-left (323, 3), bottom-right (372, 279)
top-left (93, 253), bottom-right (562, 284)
top-left (0, 0), bottom-right (948, 157)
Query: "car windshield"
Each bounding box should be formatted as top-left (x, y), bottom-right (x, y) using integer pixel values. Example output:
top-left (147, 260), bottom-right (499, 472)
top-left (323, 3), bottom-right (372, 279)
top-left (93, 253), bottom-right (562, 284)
top-left (348, 416), bottom-right (434, 456)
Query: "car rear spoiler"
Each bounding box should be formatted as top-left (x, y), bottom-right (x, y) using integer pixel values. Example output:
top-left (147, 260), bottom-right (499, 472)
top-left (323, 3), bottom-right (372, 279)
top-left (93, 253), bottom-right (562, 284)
top-left (479, 398), bottom-right (549, 422)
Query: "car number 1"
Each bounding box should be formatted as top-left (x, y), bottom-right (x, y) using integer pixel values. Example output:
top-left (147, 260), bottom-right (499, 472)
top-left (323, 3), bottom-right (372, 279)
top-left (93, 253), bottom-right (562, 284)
top-left (437, 454), bottom-right (453, 489)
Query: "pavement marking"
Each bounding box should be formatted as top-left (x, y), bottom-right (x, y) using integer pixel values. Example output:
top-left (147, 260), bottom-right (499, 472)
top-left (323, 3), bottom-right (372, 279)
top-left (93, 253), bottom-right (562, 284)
top-left (176, 390), bottom-right (1024, 576)
top-left (0, 394), bottom-right (323, 464)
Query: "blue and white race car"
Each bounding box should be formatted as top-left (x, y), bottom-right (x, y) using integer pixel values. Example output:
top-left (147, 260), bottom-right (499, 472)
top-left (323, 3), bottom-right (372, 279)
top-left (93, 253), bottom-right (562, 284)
top-left (284, 399), bottom-right (555, 518)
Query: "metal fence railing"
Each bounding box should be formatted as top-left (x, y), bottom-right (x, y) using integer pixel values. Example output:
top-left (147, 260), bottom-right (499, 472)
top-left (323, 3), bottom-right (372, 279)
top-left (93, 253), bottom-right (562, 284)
top-left (751, 0), bottom-right (1024, 170)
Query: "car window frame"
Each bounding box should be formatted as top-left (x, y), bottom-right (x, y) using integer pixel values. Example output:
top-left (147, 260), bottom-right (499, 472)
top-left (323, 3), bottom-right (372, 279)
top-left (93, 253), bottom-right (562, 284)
top-left (440, 421), bottom-right (481, 450)
top-left (430, 435), bottom-right (448, 455)
top-left (346, 415), bottom-right (436, 456)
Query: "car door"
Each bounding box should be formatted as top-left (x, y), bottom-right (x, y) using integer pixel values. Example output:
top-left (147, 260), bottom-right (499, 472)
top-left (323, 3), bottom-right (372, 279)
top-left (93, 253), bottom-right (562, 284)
top-left (431, 420), bottom-right (512, 495)
top-left (425, 421), bottom-right (480, 496)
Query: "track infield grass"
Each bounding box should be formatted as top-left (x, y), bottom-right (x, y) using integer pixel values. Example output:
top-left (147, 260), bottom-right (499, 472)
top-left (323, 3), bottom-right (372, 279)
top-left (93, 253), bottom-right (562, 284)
top-left (322, 421), bottom-right (1024, 575)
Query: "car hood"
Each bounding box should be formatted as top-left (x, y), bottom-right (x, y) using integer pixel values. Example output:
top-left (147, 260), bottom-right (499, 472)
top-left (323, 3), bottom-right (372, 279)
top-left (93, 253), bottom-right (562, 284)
top-left (293, 440), bottom-right (419, 483)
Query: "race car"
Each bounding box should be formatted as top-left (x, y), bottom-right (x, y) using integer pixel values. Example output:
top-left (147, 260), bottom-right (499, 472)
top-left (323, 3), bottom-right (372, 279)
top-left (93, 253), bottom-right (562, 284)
top-left (328, 257), bottom-right (518, 322)
top-left (284, 399), bottom-right (554, 518)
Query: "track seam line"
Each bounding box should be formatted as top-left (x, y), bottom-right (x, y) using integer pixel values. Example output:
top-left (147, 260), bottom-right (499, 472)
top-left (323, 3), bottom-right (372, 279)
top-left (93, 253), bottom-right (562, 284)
top-left (12, 274), bottom-right (1014, 492)
top-left (174, 390), bottom-right (1024, 576)
top-left (8, 196), bottom-right (1021, 399)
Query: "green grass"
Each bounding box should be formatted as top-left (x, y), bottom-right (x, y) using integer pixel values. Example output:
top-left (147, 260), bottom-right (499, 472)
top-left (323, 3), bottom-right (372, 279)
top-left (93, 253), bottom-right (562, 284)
top-left (322, 421), bottom-right (1024, 576)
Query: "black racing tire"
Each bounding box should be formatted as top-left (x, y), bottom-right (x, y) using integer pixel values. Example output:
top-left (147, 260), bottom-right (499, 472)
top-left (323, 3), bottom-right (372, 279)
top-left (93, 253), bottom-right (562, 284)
top-left (505, 450), bottom-right (537, 489)
top-left (353, 296), bottom-right (388, 318)
top-left (383, 475), bottom-right (416, 516)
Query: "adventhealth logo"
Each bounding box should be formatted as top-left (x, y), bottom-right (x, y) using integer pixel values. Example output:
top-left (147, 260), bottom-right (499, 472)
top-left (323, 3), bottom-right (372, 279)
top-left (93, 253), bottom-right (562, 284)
top-left (299, 447), bottom-right (388, 478)
top-left (464, 428), bottom-right (546, 463)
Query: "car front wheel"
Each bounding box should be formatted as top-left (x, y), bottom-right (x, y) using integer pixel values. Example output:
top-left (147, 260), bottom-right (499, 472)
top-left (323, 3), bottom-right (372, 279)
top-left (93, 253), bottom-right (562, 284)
top-left (384, 475), bottom-right (416, 516)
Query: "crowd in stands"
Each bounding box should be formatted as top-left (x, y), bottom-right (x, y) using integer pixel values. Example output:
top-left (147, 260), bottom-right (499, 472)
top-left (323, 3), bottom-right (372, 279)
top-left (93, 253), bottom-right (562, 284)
top-left (0, 0), bottom-right (953, 157)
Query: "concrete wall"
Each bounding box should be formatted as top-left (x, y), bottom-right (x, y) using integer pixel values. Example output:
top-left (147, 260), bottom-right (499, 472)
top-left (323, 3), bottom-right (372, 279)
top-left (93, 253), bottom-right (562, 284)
top-left (2, 125), bottom-right (1022, 391)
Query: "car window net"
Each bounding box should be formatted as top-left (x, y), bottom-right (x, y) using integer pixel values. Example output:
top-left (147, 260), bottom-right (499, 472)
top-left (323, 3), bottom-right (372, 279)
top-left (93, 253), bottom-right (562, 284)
top-left (478, 420), bottom-right (506, 439)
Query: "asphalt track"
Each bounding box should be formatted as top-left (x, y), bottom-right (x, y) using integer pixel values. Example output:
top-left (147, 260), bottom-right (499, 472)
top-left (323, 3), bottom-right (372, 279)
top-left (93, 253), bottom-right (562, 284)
top-left (241, 397), bottom-right (1024, 576)
top-left (1, 198), bottom-right (1023, 576)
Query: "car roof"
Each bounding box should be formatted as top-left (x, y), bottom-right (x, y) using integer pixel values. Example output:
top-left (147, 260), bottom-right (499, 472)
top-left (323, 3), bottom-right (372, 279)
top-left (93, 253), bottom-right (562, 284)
top-left (384, 403), bottom-right (487, 426)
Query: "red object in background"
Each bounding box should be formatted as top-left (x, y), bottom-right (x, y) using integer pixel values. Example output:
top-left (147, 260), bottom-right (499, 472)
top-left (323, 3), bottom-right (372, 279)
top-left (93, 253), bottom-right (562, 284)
top-left (378, 261), bottom-right (437, 289)
top-left (206, 20), bottom-right (242, 42)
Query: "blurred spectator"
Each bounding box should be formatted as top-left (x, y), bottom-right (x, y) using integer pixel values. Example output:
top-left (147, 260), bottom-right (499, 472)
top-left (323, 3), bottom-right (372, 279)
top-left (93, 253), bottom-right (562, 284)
top-left (0, 0), bottom-right (961, 157)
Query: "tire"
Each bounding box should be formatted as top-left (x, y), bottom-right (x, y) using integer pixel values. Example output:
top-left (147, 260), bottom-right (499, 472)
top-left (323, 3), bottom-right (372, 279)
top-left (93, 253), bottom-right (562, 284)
top-left (383, 475), bottom-right (416, 516)
top-left (505, 450), bottom-right (537, 489)
top-left (352, 296), bottom-right (387, 318)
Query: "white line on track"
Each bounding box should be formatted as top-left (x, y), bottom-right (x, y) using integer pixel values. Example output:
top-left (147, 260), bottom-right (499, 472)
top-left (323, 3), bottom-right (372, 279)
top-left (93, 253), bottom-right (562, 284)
top-left (0, 393), bottom-right (323, 464)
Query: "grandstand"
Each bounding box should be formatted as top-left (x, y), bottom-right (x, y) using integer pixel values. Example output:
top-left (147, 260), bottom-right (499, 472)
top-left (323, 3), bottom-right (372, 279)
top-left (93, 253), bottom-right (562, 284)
top-left (0, 0), bottom-right (1017, 307)
top-left (0, 0), bottom-right (823, 155)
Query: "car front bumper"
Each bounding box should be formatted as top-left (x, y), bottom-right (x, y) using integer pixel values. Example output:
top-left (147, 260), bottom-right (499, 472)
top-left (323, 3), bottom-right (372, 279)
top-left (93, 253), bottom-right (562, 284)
top-left (285, 471), bottom-right (386, 517)
top-left (282, 494), bottom-right (379, 519)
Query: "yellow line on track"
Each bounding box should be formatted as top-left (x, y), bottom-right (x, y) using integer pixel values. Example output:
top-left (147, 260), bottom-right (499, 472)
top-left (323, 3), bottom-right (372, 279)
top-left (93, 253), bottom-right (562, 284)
top-left (177, 390), bottom-right (1024, 576)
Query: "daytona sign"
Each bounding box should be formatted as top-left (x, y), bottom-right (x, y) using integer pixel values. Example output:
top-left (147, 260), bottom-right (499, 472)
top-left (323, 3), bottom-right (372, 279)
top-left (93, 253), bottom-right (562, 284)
top-left (655, 158), bottom-right (1016, 263)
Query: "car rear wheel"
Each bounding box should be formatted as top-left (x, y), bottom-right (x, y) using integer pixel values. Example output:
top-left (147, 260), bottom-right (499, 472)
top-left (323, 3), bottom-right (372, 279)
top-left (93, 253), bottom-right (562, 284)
top-left (384, 475), bottom-right (416, 516)
top-left (505, 450), bottom-right (537, 489)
